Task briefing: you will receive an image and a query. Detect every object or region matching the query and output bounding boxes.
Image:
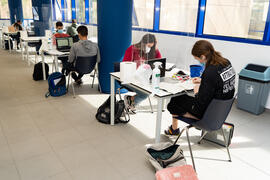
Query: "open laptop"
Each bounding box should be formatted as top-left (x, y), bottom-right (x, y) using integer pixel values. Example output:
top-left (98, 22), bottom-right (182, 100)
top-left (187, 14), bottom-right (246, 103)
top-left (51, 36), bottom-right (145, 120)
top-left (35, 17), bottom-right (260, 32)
top-left (146, 58), bottom-right (166, 77)
top-left (56, 37), bottom-right (73, 52)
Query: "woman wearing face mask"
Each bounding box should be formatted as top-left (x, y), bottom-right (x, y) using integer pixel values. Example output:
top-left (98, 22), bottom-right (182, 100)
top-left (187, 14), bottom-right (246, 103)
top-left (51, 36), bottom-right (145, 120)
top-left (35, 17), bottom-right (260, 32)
top-left (122, 34), bottom-right (162, 112)
top-left (165, 40), bottom-right (236, 136)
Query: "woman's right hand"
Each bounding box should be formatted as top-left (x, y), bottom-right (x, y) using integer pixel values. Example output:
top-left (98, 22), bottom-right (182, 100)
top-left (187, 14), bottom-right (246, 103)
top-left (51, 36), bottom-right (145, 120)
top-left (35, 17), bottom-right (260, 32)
top-left (192, 77), bottom-right (201, 84)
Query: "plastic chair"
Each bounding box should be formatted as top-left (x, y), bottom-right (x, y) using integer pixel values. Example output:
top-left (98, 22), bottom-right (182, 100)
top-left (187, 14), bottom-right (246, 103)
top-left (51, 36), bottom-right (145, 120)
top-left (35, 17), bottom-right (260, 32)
top-left (20, 30), bottom-right (40, 63)
top-left (114, 62), bottom-right (154, 113)
top-left (173, 97), bottom-right (235, 172)
top-left (67, 55), bottom-right (98, 97)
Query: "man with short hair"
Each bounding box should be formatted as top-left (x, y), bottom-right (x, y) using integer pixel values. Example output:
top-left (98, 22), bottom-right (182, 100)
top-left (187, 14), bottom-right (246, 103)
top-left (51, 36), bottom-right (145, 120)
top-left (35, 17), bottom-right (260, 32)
top-left (67, 25), bottom-right (100, 85)
top-left (53, 21), bottom-right (69, 45)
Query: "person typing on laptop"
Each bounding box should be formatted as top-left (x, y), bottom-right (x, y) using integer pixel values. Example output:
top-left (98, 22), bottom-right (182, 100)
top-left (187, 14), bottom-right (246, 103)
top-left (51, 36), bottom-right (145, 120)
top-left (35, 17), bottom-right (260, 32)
top-left (122, 33), bottom-right (162, 112)
top-left (66, 25), bottom-right (100, 85)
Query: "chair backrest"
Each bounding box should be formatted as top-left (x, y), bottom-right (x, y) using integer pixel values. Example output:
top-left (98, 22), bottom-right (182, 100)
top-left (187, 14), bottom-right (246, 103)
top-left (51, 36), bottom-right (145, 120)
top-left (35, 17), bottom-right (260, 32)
top-left (114, 62), bottom-right (121, 72)
top-left (2, 26), bottom-right (8, 33)
top-left (193, 97), bottom-right (235, 131)
top-left (20, 31), bottom-right (28, 39)
top-left (75, 55), bottom-right (97, 74)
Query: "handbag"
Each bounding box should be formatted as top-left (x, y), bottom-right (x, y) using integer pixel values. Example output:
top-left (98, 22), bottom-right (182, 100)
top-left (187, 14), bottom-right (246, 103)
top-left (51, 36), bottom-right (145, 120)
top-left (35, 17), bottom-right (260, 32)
top-left (146, 142), bottom-right (186, 171)
top-left (95, 95), bottom-right (130, 124)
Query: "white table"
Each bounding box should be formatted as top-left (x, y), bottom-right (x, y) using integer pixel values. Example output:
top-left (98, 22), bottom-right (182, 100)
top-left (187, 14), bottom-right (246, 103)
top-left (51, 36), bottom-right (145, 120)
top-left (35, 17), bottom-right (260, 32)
top-left (41, 49), bottom-right (69, 80)
top-left (110, 72), bottom-right (190, 143)
top-left (21, 36), bottom-right (43, 65)
top-left (3, 32), bottom-right (17, 53)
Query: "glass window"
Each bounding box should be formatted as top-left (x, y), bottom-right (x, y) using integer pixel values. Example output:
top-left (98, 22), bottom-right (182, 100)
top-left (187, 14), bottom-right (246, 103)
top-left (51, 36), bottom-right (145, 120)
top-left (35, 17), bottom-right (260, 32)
top-left (0, 0), bottom-right (10, 19)
top-left (89, 0), bottom-right (97, 24)
top-left (159, 0), bottom-right (199, 33)
top-left (204, 0), bottom-right (270, 40)
top-left (76, 0), bottom-right (85, 23)
top-left (64, 0), bottom-right (72, 21)
top-left (55, 0), bottom-right (62, 21)
top-left (133, 0), bottom-right (155, 29)
top-left (22, 0), bottom-right (33, 19)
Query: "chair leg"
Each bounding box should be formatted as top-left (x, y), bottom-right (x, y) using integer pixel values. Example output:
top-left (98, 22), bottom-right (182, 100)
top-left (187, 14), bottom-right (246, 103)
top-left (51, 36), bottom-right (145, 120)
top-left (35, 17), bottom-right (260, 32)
top-left (221, 128), bottom-right (232, 162)
top-left (71, 78), bottom-right (75, 98)
top-left (91, 69), bottom-right (96, 88)
top-left (67, 73), bottom-right (71, 92)
top-left (148, 97), bottom-right (154, 113)
top-left (198, 131), bottom-right (208, 144)
top-left (186, 126), bottom-right (196, 172)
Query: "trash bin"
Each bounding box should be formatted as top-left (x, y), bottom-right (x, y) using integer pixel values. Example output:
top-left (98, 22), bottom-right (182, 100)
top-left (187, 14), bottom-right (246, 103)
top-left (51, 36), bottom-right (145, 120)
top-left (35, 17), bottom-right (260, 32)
top-left (237, 64), bottom-right (270, 115)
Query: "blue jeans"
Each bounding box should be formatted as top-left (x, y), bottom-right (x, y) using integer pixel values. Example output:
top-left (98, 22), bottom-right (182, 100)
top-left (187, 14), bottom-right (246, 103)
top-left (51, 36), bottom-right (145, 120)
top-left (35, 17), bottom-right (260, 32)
top-left (124, 85), bottom-right (148, 105)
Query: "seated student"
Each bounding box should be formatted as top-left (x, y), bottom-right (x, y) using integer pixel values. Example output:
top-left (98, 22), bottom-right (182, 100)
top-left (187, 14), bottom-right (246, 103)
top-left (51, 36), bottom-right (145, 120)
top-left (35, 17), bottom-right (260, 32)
top-left (66, 25), bottom-right (100, 85)
top-left (165, 40), bottom-right (236, 135)
top-left (66, 19), bottom-right (79, 43)
top-left (122, 33), bottom-right (162, 112)
top-left (9, 20), bottom-right (23, 49)
top-left (53, 21), bottom-right (70, 73)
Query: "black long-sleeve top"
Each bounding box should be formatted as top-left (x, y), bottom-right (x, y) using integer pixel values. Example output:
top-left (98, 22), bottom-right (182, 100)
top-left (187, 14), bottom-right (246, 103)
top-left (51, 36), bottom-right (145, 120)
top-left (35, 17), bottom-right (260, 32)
top-left (190, 60), bottom-right (236, 119)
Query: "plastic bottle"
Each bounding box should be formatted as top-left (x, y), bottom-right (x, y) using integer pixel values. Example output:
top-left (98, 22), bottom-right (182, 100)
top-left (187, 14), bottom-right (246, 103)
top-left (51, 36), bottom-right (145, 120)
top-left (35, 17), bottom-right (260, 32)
top-left (152, 62), bottom-right (162, 94)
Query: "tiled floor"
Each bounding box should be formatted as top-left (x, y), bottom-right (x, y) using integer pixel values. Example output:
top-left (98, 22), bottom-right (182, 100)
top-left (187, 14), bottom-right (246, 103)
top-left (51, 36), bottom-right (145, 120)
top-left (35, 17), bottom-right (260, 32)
top-left (0, 48), bottom-right (270, 180)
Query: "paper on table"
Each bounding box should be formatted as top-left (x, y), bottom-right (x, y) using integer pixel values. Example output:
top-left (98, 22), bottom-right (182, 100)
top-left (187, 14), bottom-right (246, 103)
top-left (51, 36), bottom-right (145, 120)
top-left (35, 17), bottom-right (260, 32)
top-left (159, 80), bottom-right (194, 94)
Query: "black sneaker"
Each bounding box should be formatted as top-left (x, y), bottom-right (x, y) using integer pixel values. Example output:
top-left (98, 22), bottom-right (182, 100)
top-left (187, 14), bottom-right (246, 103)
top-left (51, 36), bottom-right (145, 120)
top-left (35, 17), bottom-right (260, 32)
top-left (164, 125), bottom-right (180, 136)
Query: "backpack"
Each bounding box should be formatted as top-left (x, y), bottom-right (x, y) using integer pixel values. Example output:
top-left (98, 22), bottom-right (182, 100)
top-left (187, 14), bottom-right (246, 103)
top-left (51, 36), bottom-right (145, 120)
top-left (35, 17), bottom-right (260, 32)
top-left (95, 96), bottom-right (130, 124)
top-left (33, 62), bottom-right (49, 81)
top-left (45, 72), bottom-right (67, 97)
top-left (5, 39), bottom-right (13, 50)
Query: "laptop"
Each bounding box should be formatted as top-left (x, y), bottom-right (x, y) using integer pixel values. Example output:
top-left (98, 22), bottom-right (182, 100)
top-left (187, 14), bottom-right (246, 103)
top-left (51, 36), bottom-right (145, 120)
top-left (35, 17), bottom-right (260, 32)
top-left (146, 58), bottom-right (166, 77)
top-left (56, 37), bottom-right (73, 52)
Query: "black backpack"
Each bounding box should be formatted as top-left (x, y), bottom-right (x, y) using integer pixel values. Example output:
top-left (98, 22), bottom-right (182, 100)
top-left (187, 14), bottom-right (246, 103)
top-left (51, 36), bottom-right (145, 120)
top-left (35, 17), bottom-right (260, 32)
top-left (96, 96), bottom-right (130, 124)
top-left (33, 62), bottom-right (49, 81)
top-left (5, 39), bottom-right (13, 50)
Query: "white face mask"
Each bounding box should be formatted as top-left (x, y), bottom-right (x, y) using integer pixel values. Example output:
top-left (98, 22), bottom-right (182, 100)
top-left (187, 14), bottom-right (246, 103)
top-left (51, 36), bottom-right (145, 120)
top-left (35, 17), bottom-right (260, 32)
top-left (145, 46), bottom-right (151, 53)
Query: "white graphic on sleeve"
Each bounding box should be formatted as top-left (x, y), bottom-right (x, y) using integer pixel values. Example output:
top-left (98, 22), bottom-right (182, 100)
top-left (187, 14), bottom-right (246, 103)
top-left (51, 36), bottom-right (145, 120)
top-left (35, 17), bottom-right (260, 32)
top-left (220, 66), bottom-right (236, 93)
top-left (220, 67), bottom-right (235, 82)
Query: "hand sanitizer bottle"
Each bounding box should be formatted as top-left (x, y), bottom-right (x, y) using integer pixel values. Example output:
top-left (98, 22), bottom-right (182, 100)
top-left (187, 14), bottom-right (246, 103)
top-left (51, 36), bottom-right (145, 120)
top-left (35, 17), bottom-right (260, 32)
top-left (152, 62), bottom-right (162, 94)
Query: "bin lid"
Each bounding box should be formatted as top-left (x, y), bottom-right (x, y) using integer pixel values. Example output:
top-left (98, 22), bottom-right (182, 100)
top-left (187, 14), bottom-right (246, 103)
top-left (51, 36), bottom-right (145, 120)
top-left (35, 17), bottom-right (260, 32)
top-left (239, 64), bottom-right (270, 82)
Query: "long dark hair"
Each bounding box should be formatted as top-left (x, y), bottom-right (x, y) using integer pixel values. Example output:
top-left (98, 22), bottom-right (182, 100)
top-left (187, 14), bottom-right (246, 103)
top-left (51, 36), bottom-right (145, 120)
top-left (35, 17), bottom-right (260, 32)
top-left (134, 33), bottom-right (157, 60)
top-left (191, 40), bottom-right (228, 67)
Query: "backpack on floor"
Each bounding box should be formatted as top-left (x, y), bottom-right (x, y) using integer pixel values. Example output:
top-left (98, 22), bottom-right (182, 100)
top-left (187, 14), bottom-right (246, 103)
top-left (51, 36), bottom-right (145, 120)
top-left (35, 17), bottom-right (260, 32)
top-left (45, 72), bottom-right (67, 97)
top-left (95, 95), bottom-right (130, 124)
top-left (4, 39), bottom-right (13, 50)
top-left (33, 62), bottom-right (49, 81)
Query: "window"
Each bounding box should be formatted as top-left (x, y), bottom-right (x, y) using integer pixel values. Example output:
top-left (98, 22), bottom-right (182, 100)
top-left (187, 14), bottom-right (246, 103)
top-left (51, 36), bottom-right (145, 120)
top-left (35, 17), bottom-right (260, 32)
top-left (22, 0), bottom-right (33, 19)
top-left (133, 0), bottom-right (155, 29)
top-left (55, 0), bottom-right (62, 21)
top-left (89, 0), bottom-right (97, 24)
top-left (64, 0), bottom-right (72, 21)
top-left (0, 0), bottom-right (10, 19)
top-left (76, 0), bottom-right (85, 23)
top-left (159, 0), bottom-right (199, 33)
top-left (204, 0), bottom-right (270, 40)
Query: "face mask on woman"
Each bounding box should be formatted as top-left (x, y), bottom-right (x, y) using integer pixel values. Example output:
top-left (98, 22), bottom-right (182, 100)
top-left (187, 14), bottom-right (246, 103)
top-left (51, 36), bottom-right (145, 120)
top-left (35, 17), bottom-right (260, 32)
top-left (145, 46), bottom-right (151, 53)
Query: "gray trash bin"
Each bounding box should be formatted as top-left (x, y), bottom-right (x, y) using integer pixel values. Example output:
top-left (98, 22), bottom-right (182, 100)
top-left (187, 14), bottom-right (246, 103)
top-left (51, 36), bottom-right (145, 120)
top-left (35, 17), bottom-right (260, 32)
top-left (237, 64), bottom-right (270, 115)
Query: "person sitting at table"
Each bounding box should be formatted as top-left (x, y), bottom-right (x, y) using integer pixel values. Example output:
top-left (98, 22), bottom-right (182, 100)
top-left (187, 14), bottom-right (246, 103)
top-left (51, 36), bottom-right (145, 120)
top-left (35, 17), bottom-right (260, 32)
top-left (66, 25), bottom-right (100, 85)
top-left (122, 33), bottom-right (162, 112)
top-left (164, 40), bottom-right (236, 136)
top-left (8, 20), bottom-right (23, 49)
top-left (66, 19), bottom-right (79, 43)
top-left (53, 21), bottom-right (70, 73)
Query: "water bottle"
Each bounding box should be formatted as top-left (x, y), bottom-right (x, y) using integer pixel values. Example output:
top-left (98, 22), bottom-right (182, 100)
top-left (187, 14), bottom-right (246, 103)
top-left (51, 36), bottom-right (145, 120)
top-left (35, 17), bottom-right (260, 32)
top-left (152, 62), bottom-right (162, 94)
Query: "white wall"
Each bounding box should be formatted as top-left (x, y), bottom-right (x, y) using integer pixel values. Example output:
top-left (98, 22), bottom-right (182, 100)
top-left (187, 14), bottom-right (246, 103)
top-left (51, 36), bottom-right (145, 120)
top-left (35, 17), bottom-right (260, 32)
top-left (132, 30), bottom-right (270, 109)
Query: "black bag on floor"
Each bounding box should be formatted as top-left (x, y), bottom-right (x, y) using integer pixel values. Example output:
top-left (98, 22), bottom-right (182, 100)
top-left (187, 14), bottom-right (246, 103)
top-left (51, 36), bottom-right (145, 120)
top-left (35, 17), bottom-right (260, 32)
top-left (96, 96), bottom-right (130, 124)
top-left (5, 39), bottom-right (13, 50)
top-left (33, 62), bottom-right (49, 81)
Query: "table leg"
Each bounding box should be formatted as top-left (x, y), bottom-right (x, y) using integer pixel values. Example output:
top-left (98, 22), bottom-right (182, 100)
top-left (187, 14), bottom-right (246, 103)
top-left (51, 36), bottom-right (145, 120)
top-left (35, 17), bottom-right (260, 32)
top-left (42, 52), bottom-right (46, 80)
top-left (21, 39), bottom-right (24, 60)
top-left (54, 56), bottom-right (59, 72)
top-left (26, 42), bottom-right (30, 66)
top-left (8, 34), bottom-right (11, 53)
top-left (155, 98), bottom-right (164, 143)
top-left (110, 75), bottom-right (115, 125)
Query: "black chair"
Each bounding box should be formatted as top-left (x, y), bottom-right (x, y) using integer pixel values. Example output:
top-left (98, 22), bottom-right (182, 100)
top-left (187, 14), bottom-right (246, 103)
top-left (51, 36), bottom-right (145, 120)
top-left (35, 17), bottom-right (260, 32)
top-left (173, 97), bottom-right (235, 172)
top-left (67, 55), bottom-right (98, 97)
top-left (114, 62), bottom-right (153, 113)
